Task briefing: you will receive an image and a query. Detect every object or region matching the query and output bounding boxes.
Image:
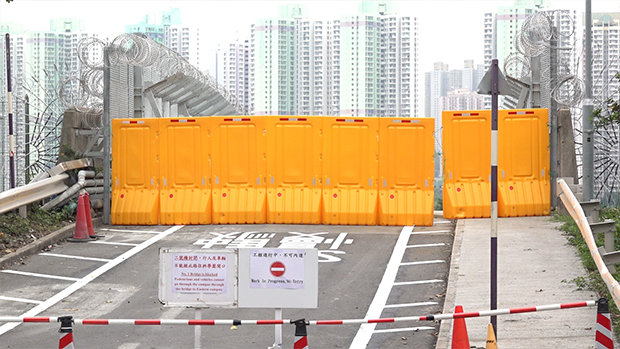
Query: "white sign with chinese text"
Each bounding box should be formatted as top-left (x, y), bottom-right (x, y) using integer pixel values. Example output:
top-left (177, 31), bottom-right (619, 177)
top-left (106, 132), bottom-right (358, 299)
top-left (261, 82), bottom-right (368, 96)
top-left (238, 248), bottom-right (318, 309)
top-left (159, 248), bottom-right (237, 308)
top-left (249, 249), bottom-right (306, 289)
top-left (172, 253), bottom-right (228, 294)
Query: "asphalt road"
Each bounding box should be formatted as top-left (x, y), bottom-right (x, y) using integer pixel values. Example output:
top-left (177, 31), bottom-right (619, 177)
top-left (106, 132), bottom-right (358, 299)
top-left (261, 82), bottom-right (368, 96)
top-left (0, 218), bottom-right (455, 349)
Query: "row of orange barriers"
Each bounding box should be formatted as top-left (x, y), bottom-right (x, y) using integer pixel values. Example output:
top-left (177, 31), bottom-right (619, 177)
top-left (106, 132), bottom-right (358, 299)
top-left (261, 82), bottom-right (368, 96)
top-left (442, 109), bottom-right (551, 219)
top-left (111, 116), bottom-right (435, 226)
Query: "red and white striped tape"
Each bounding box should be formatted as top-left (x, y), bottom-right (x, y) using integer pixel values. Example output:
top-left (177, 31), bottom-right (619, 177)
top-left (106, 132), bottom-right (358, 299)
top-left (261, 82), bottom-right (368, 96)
top-left (0, 300), bottom-right (596, 326)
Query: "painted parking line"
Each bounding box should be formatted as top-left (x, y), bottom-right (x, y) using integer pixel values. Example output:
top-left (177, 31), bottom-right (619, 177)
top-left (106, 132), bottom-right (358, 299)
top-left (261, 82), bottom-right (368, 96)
top-left (0, 225), bottom-right (184, 336)
top-left (384, 301), bottom-right (438, 309)
top-left (1, 270), bottom-right (80, 282)
top-left (373, 326), bottom-right (435, 334)
top-left (410, 230), bottom-right (452, 235)
top-left (400, 260), bottom-right (445, 266)
top-left (349, 226), bottom-right (413, 348)
top-left (89, 241), bottom-right (140, 247)
top-left (98, 228), bottom-right (163, 234)
top-left (0, 296), bottom-right (43, 305)
top-left (393, 279), bottom-right (444, 286)
top-left (39, 253), bottom-right (112, 262)
top-left (406, 243), bottom-right (446, 248)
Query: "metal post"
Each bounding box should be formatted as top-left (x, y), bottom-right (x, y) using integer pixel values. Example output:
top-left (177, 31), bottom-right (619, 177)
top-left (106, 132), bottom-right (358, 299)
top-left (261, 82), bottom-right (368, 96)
top-left (194, 308), bottom-right (202, 349)
top-left (583, 0), bottom-right (594, 201)
top-left (550, 24), bottom-right (558, 209)
top-left (103, 47), bottom-right (111, 224)
top-left (490, 58), bottom-right (499, 335)
top-left (24, 95), bottom-right (29, 180)
top-left (5, 33), bottom-right (15, 189)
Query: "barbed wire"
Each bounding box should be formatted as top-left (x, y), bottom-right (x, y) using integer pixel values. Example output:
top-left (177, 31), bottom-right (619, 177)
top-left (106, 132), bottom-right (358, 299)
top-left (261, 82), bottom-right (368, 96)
top-left (58, 32), bottom-right (248, 126)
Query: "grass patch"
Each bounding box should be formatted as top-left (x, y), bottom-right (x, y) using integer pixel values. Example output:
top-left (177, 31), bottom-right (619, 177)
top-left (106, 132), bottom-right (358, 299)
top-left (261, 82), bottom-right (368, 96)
top-left (0, 205), bottom-right (74, 255)
top-left (554, 209), bottom-right (620, 339)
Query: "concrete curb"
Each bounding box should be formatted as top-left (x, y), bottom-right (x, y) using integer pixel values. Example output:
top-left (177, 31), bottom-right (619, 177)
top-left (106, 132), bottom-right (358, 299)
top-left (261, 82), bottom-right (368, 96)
top-left (435, 218), bottom-right (464, 349)
top-left (0, 217), bottom-right (102, 270)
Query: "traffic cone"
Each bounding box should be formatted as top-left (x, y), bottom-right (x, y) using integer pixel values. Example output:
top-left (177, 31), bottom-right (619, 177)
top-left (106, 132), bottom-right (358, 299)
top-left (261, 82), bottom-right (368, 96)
top-left (595, 298), bottom-right (614, 348)
top-left (486, 323), bottom-right (498, 349)
top-left (293, 319), bottom-right (309, 349)
top-left (68, 194), bottom-right (90, 242)
top-left (58, 316), bottom-right (75, 349)
top-left (451, 305), bottom-right (470, 349)
top-left (83, 192), bottom-right (101, 239)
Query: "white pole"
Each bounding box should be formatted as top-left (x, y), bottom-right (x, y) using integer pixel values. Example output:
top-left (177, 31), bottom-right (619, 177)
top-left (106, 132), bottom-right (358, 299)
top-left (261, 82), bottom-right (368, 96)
top-left (273, 308), bottom-right (282, 348)
top-left (194, 308), bottom-right (202, 349)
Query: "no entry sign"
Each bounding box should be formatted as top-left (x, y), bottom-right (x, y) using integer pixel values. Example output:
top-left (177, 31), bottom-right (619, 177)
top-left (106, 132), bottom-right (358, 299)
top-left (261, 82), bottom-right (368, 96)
top-left (270, 261), bottom-right (286, 277)
top-left (238, 248), bottom-right (318, 309)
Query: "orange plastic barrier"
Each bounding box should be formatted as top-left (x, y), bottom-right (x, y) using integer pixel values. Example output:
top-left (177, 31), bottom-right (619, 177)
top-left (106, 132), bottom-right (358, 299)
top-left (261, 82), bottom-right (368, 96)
top-left (378, 118), bottom-right (434, 226)
top-left (266, 116), bottom-right (322, 224)
top-left (159, 118), bottom-right (211, 225)
top-left (498, 109), bottom-right (550, 217)
top-left (210, 117), bottom-right (267, 224)
top-left (322, 117), bottom-right (379, 225)
top-left (111, 119), bottom-right (160, 225)
top-left (442, 111), bottom-right (491, 219)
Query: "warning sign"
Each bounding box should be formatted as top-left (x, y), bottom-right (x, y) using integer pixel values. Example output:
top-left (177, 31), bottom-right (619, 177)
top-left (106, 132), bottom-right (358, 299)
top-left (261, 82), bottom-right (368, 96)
top-left (249, 249), bottom-right (306, 289)
top-left (159, 248), bottom-right (237, 308)
top-left (172, 253), bottom-right (228, 294)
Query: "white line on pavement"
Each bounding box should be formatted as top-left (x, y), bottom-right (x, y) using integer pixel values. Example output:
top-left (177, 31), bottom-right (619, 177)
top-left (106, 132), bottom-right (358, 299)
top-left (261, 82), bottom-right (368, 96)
top-left (39, 253), bottom-right (112, 262)
top-left (0, 225), bottom-right (185, 336)
top-left (373, 326), bottom-right (435, 334)
top-left (393, 279), bottom-right (444, 286)
top-left (98, 228), bottom-right (162, 234)
top-left (384, 301), bottom-right (438, 309)
top-left (0, 296), bottom-right (43, 304)
top-left (406, 243), bottom-right (446, 248)
top-left (330, 233), bottom-right (348, 250)
top-left (0, 270), bottom-right (80, 282)
top-left (400, 260), bottom-right (445, 266)
top-left (410, 230), bottom-right (452, 235)
top-left (88, 241), bottom-right (140, 247)
top-left (349, 225), bottom-right (413, 348)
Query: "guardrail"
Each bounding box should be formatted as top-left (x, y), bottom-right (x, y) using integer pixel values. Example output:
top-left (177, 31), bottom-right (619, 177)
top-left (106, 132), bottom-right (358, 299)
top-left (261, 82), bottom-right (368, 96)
top-left (0, 174), bottom-right (69, 215)
top-left (557, 178), bottom-right (620, 309)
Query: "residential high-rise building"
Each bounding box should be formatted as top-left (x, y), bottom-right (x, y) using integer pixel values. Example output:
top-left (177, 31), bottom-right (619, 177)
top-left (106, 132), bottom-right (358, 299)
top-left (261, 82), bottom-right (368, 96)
top-left (223, 38), bottom-right (250, 112)
top-left (225, 1), bottom-right (418, 117)
top-left (425, 60), bottom-right (485, 178)
top-left (588, 13), bottom-right (620, 104)
top-left (126, 8), bottom-right (201, 69)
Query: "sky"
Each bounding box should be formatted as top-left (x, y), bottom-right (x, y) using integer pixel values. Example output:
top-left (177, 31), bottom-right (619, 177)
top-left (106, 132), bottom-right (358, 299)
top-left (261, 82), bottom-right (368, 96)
top-left (1, 0), bottom-right (620, 79)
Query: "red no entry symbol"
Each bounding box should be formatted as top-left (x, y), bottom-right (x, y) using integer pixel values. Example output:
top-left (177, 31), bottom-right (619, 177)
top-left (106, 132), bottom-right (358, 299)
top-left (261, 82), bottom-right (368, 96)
top-left (270, 261), bottom-right (285, 277)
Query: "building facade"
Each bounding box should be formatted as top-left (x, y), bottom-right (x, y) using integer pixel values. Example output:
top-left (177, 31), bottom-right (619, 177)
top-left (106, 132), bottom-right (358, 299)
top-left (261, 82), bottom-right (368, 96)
top-left (224, 1), bottom-right (418, 117)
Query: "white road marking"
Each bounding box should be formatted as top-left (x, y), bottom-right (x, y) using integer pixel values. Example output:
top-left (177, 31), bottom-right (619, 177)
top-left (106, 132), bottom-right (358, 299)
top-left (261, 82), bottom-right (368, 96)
top-left (434, 220), bottom-right (453, 224)
top-left (410, 230), bottom-right (452, 235)
top-left (1, 270), bottom-right (80, 282)
top-left (400, 260), bottom-right (445, 266)
top-left (344, 239), bottom-right (354, 244)
top-left (393, 279), bottom-right (444, 286)
top-left (89, 241), bottom-right (140, 247)
top-left (330, 233), bottom-right (348, 250)
top-left (384, 301), bottom-right (438, 309)
top-left (373, 326), bottom-right (435, 334)
top-left (0, 296), bottom-right (43, 304)
top-left (98, 228), bottom-right (162, 234)
top-left (350, 226), bottom-right (413, 348)
top-left (0, 225), bottom-right (184, 336)
top-left (39, 253), bottom-right (112, 262)
top-left (406, 243), bottom-right (445, 248)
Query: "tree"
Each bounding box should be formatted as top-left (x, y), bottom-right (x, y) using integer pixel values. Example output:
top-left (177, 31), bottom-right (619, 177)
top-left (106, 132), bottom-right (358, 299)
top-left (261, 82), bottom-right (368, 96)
top-left (593, 73), bottom-right (620, 127)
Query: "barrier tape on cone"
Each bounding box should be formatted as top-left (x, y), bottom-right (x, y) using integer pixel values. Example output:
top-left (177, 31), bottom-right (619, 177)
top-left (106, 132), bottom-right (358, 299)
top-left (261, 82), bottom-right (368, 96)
top-left (0, 300), bottom-right (596, 326)
top-left (595, 298), bottom-right (614, 349)
top-left (58, 316), bottom-right (74, 349)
